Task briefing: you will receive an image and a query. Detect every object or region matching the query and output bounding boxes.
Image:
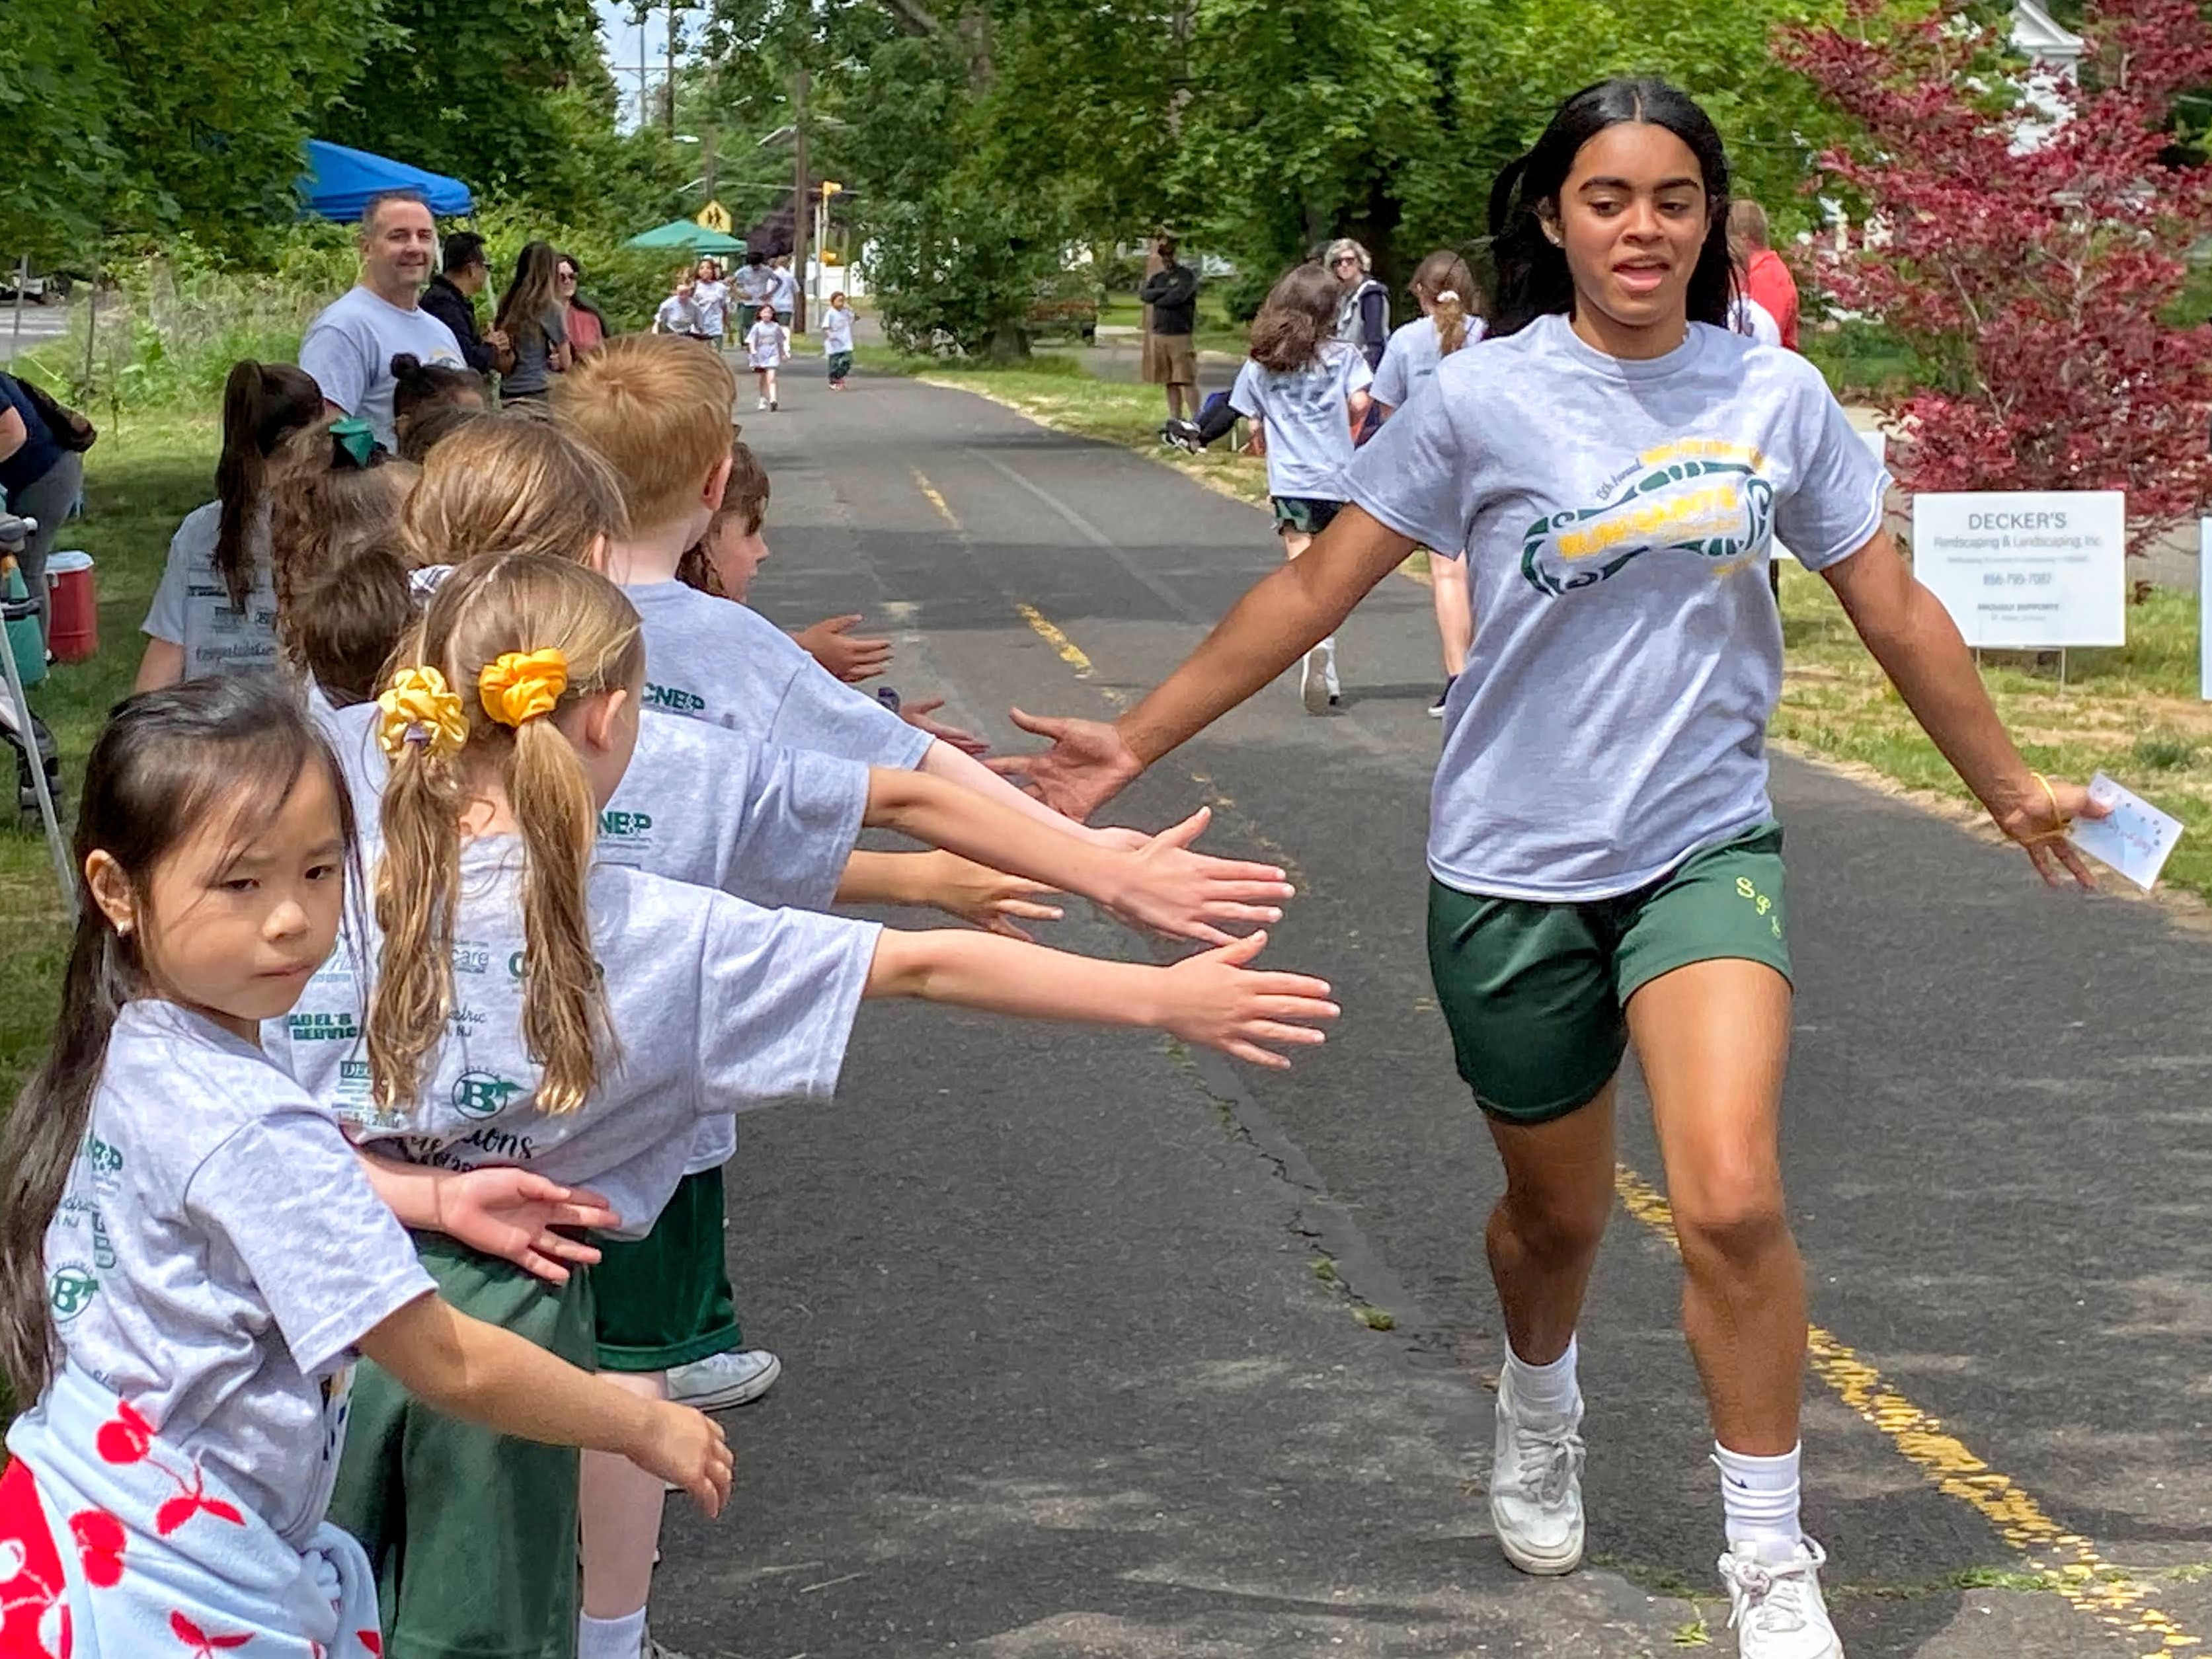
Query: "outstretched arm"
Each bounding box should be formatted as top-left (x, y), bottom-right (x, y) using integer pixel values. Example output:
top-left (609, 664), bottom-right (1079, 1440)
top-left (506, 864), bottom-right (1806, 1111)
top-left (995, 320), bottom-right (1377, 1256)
top-left (1821, 529), bottom-right (2100, 886)
top-left (358, 1293), bottom-right (732, 1514)
top-left (992, 506), bottom-right (1416, 819)
top-left (865, 927), bottom-right (1337, 1070)
top-left (864, 769), bottom-right (1288, 945)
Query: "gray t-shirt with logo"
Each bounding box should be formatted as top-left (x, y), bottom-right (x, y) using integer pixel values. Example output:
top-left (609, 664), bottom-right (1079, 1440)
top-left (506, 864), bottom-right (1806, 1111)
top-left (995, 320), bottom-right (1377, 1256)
top-left (625, 580), bottom-right (933, 769)
top-left (1228, 341), bottom-right (1374, 502)
top-left (270, 841), bottom-right (881, 1237)
top-left (297, 285), bottom-right (467, 449)
top-left (141, 500), bottom-right (282, 677)
top-left (1346, 313), bottom-right (1889, 902)
top-left (34, 1000), bottom-right (434, 1549)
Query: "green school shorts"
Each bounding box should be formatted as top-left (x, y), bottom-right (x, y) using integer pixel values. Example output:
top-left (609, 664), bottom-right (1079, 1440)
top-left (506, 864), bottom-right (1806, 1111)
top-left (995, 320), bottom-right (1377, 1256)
top-left (330, 1233), bottom-right (594, 1659)
top-left (1425, 822), bottom-right (1791, 1126)
top-left (592, 1166), bottom-right (744, 1373)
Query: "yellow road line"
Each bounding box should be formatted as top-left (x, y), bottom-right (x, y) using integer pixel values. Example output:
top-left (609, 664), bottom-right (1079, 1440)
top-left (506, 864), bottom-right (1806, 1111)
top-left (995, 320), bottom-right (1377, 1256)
top-left (1013, 603), bottom-right (1107, 691)
top-left (910, 467), bottom-right (959, 530)
top-left (1613, 1163), bottom-right (2199, 1654)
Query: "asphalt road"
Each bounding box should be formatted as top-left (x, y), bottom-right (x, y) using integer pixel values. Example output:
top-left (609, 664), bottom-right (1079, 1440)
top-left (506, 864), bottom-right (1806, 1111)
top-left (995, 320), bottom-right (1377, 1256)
top-left (653, 354), bottom-right (2212, 1658)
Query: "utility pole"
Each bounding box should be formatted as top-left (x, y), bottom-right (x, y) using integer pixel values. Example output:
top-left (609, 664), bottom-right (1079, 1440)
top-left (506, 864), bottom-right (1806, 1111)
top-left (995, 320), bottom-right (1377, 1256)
top-left (791, 68), bottom-right (810, 335)
top-left (701, 128), bottom-right (717, 203)
top-left (665, 1), bottom-right (678, 135)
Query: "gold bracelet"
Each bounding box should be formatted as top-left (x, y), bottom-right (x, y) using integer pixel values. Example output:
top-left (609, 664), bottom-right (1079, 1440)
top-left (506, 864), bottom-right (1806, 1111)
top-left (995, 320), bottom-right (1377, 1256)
top-left (2029, 770), bottom-right (2068, 825)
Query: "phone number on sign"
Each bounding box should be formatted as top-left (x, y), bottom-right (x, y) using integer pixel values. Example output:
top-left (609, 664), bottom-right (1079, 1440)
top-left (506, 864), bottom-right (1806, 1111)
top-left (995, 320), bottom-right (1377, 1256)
top-left (1981, 571), bottom-right (2055, 586)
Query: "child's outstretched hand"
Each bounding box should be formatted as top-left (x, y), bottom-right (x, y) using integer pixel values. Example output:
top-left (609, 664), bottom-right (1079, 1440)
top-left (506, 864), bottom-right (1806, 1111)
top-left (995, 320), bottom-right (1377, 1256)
top-left (902, 697), bottom-right (991, 756)
top-left (433, 1169), bottom-right (619, 1285)
top-left (1160, 930), bottom-right (1337, 1069)
top-left (794, 614), bottom-right (893, 683)
top-left (1108, 805), bottom-right (1293, 945)
top-left (632, 1401), bottom-right (734, 1519)
top-left (924, 850), bottom-right (1065, 941)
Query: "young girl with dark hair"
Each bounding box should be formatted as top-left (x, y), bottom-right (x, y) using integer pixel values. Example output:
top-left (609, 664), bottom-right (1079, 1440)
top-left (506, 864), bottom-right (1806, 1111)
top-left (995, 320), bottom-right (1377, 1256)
top-left (494, 241), bottom-right (573, 404)
top-left (1370, 250), bottom-right (1487, 716)
top-left (135, 360), bottom-right (325, 690)
top-left (1170, 262), bottom-right (1372, 714)
top-left (1002, 76), bottom-right (2103, 1657)
top-left (0, 677), bottom-right (729, 1659)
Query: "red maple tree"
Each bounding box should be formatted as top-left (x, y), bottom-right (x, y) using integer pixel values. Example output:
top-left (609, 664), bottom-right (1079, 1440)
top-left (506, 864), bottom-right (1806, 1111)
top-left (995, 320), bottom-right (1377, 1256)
top-left (1778, 0), bottom-right (2212, 555)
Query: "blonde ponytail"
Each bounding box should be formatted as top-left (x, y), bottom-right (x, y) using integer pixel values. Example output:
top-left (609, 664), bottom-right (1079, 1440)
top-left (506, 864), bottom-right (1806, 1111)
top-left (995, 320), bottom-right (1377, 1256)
top-left (367, 553), bottom-right (645, 1118)
top-left (1433, 289), bottom-right (1470, 358)
top-left (1407, 249), bottom-right (1483, 361)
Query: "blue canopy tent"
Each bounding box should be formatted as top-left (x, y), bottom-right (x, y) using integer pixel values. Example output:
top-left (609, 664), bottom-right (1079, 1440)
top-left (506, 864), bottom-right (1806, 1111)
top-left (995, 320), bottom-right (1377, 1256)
top-left (299, 140), bottom-right (474, 221)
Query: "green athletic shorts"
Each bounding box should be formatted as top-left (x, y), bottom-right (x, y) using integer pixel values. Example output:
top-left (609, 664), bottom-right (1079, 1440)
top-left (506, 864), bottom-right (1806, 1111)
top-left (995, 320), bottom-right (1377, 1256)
top-left (330, 1233), bottom-right (594, 1659)
top-left (592, 1166), bottom-right (744, 1373)
top-left (1425, 821), bottom-right (1791, 1126)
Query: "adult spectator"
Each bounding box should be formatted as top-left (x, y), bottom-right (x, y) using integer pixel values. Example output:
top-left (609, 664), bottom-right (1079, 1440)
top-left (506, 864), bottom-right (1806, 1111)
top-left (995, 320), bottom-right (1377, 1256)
top-left (493, 240), bottom-right (573, 405)
top-left (1138, 235), bottom-right (1201, 422)
top-left (1328, 238), bottom-right (1390, 372)
top-left (693, 257), bottom-right (732, 353)
top-left (418, 231), bottom-right (509, 377)
top-left (298, 190), bottom-right (467, 449)
top-left (557, 252), bottom-right (608, 358)
top-left (769, 256), bottom-right (799, 329)
top-left (0, 369), bottom-right (84, 646)
top-left (1729, 200), bottom-right (1800, 350)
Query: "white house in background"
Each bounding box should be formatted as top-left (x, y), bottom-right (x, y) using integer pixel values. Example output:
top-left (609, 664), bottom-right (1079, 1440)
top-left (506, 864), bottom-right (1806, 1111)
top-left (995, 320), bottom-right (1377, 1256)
top-left (2011, 0), bottom-right (2086, 150)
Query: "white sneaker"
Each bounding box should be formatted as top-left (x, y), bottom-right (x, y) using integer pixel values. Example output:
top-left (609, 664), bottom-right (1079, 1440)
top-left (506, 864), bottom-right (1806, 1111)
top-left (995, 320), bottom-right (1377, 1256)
top-left (1488, 1368), bottom-right (1585, 1575)
top-left (1718, 1538), bottom-right (1844, 1659)
top-left (756, 397), bottom-right (769, 410)
top-left (667, 1348), bottom-right (781, 1410)
top-left (1299, 646), bottom-right (1333, 715)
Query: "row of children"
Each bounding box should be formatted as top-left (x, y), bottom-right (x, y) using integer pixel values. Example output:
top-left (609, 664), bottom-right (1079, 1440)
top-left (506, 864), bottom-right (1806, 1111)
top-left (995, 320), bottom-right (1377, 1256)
top-left (0, 333), bottom-right (1338, 1658)
top-left (652, 279), bottom-right (858, 405)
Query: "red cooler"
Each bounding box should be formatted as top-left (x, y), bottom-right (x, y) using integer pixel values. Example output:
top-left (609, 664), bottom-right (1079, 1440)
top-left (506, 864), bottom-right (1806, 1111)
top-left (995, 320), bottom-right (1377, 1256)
top-left (44, 551), bottom-right (97, 663)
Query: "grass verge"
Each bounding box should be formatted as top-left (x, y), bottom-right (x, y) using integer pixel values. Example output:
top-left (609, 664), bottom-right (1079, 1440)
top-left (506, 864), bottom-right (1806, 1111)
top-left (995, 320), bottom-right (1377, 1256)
top-left (1, 411), bottom-right (217, 1105)
top-left (867, 348), bottom-right (2212, 908)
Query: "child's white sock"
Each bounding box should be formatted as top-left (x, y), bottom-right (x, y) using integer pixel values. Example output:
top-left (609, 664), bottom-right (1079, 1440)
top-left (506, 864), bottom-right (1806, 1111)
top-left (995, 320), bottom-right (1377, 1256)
top-left (1713, 1442), bottom-right (1802, 1550)
top-left (579, 1609), bottom-right (647, 1659)
top-left (1502, 1333), bottom-right (1579, 1418)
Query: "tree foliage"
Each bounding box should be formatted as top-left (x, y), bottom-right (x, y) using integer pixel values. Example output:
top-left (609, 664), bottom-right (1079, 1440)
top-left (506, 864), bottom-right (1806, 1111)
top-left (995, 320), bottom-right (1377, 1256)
top-left (1780, 0), bottom-right (2212, 549)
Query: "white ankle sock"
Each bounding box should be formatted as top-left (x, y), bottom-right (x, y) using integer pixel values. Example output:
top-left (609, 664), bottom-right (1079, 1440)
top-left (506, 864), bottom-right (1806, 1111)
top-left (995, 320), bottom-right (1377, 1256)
top-left (1713, 1442), bottom-right (1801, 1549)
top-left (1503, 1334), bottom-right (1579, 1418)
top-left (580, 1608), bottom-right (647, 1659)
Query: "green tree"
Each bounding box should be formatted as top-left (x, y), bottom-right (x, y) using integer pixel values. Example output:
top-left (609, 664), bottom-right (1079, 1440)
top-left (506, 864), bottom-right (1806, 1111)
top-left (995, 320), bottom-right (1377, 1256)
top-left (0, 0), bottom-right (126, 262)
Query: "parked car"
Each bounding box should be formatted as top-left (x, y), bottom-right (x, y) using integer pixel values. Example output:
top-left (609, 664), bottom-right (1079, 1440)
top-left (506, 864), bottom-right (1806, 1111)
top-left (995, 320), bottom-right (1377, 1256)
top-left (1026, 272), bottom-right (1098, 343)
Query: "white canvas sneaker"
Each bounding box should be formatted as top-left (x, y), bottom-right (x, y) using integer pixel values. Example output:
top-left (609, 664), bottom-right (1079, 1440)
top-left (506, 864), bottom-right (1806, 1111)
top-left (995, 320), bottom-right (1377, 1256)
top-left (1718, 1537), bottom-right (1844, 1659)
top-left (666, 1348), bottom-right (782, 1411)
top-left (1488, 1367), bottom-right (1585, 1575)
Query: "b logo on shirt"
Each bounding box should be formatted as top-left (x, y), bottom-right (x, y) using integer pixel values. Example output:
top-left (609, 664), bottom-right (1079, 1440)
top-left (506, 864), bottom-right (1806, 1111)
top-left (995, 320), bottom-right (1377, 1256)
top-left (451, 1071), bottom-right (525, 1119)
top-left (1521, 441), bottom-right (1775, 597)
top-left (48, 1266), bottom-right (98, 1321)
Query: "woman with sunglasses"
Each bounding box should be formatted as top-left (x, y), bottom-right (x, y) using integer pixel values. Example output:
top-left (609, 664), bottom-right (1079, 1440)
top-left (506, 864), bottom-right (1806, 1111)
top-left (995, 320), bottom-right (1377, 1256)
top-left (557, 253), bottom-right (609, 360)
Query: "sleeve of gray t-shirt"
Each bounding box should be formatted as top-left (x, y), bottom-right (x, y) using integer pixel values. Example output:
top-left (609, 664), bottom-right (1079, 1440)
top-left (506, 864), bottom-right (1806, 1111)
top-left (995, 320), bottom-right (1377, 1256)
top-left (694, 897), bottom-right (883, 1114)
top-left (186, 1109), bottom-right (435, 1376)
top-left (297, 315), bottom-right (368, 416)
top-left (723, 743), bottom-right (871, 911)
top-left (1371, 330), bottom-right (1411, 411)
top-left (545, 307), bottom-right (569, 347)
top-left (1343, 376), bottom-right (1472, 555)
top-left (142, 522), bottom-right (194, 642)
top-left (767, 651), bottom-right (934, 769)
top-left (1773, 373), bottom-right (1891, 570)
top-left (1228, 359), bottom-right (1265, 420)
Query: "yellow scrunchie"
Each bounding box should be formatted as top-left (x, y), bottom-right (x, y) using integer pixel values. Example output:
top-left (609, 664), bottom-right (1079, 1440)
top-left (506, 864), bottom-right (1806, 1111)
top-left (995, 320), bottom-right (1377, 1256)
top-left (479, 648), bottom-right (569, 728)
top-left (376, 666), bottom-right (468, 759)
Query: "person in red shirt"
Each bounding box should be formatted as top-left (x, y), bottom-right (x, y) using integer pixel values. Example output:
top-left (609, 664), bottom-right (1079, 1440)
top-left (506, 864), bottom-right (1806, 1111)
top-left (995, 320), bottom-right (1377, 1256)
top-left (1728, 200), bottom-right (1799, 350)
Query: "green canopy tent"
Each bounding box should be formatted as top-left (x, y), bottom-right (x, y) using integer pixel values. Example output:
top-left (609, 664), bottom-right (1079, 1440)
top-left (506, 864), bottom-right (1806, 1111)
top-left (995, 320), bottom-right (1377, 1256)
top-left (625, 220), bottom-right (747, 256)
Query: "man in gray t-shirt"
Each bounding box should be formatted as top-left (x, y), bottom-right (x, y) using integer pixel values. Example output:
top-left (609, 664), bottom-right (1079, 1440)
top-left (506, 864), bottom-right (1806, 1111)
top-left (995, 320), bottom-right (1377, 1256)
top-left (298, 192), bottom-right (466, 448)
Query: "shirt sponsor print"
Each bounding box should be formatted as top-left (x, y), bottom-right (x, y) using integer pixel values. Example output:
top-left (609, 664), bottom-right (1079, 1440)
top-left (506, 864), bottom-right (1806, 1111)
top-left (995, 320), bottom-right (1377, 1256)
top-left (1521, 439), bottom-right (1776, 598)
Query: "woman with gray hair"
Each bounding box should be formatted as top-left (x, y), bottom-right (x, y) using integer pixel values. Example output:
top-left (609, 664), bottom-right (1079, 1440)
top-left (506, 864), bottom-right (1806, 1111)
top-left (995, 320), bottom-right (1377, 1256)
top-left (1327, 238), bottom-right (1392, 373)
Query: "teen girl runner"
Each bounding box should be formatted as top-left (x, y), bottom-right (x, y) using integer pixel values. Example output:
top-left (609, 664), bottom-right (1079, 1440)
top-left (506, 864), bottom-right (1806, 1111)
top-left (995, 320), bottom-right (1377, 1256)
top-left (746, 304), bottom-right (790, 411)
top-left (1169, 264), bottom-right (1370, 714)
top-left (1001, 77), bottom-right (2099, 1659)
top-left (1369, 251), bottom-right (1486, 718)
top-left (0, 678), bottom-right (728, 1659)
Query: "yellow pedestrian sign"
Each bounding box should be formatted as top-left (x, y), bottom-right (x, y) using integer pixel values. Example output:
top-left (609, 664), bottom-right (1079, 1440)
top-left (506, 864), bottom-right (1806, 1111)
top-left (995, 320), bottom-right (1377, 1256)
top-left (696, 200), bottom-right (733, 234)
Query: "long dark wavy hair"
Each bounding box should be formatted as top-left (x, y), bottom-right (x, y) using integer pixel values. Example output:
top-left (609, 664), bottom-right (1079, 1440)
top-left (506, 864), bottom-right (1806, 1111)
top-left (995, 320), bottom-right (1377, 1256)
top-left (1247, 262), bottom-right (1344, 374)
top-left (1485, 77), bottom-right (1733, 339)
top-left (214, 360), bottom-right (323, 614)
top-left (0, 678), bottom-right (357, 1404)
